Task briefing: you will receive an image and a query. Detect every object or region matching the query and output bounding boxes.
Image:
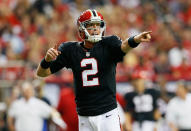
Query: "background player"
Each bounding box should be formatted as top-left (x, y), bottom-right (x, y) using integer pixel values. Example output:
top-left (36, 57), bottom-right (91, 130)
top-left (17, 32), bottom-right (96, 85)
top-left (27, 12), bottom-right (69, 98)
top-left (36, 9), bottom-right (152, 131)
top-left (124, 74), bottom-right (161, 131)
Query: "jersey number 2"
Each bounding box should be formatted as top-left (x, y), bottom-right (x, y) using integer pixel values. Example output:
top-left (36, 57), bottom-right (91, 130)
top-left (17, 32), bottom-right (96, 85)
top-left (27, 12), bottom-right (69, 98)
top-left (81, 58), bottom-right (99, 87)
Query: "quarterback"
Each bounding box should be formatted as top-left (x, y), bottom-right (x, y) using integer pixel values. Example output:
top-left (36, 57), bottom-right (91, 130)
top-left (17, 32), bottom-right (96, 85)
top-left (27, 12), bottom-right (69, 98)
top-left (36, 9), bottom-right (151, 131)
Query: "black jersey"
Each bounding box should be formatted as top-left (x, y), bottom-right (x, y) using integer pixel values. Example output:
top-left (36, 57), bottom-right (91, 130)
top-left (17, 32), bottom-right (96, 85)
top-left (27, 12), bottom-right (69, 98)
top-left (49, 35), bottom-right (125, 116)
top-left (124, 88), bottom-right (160, 122)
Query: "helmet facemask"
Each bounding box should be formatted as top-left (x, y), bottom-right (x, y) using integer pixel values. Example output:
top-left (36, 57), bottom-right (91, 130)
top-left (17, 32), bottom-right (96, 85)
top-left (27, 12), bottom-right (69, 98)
top-left (77, 10), bottom-right (106, 43)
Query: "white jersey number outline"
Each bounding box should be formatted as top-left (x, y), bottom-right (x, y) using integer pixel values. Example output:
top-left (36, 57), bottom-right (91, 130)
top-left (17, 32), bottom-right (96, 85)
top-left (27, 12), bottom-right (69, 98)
top-left (81, 58), bottom-right (99, 87)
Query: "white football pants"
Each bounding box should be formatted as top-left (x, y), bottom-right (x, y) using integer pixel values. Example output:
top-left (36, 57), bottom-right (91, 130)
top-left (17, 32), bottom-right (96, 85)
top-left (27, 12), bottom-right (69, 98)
top-left (132, 121), bottom-right (156, 131)
top-left (78, 108), bottom-right (122, 131)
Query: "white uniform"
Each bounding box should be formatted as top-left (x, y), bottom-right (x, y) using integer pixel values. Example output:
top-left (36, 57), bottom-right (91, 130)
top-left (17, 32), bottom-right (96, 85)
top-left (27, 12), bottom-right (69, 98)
top-left (166, 93), bottom-right (191, 130)
top-left (132, 121), bottom-right (156, 131)
top-left (78, 108), bottom-right (122, 131)
top-left (8, 97), bottom-right (52, 131)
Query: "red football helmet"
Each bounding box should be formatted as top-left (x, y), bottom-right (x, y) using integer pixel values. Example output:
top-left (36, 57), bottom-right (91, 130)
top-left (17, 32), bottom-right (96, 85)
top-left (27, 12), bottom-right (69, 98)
top-left (77, 9), bottom-right (106, 43)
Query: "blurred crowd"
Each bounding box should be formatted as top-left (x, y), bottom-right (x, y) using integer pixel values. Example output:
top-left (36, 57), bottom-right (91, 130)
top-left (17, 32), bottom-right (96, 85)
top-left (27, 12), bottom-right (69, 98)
top-left (0, 0), bottom-right (191, 131)
top-left (0, 0), bottom-right (191, 82)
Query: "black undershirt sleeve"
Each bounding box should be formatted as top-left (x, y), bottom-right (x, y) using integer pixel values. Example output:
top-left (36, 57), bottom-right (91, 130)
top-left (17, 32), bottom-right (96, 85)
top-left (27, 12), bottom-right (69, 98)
top-left (124, 93), bottom-right (134, 112)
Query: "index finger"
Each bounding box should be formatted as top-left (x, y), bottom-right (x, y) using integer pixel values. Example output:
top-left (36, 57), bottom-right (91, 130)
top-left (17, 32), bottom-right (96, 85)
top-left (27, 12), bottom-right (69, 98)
top-left (142, 31), bottom-right (152, 35)
top-left (53, 43), bottom-right (60, 50)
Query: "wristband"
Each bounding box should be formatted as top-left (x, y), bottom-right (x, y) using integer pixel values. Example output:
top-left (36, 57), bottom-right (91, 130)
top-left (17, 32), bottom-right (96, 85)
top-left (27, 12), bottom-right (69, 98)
top-left (128, 36), bottom-right (140, 48)
top-left (40, 58), bottom-right (51, 69)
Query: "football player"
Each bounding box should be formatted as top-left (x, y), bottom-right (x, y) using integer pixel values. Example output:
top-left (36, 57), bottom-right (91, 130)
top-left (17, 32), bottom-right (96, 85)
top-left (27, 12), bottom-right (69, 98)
top-left (124, 74), bottom-right (161, 131)
top-left (36, 9), bottom-right (152, 131)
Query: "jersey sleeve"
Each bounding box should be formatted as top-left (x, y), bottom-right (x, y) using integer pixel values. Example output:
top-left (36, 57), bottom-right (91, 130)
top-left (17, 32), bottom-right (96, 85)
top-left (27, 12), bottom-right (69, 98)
top-left (105, 35), bottom-right (126, 62)
top-left (124, 92), bottom-right (134, 112)
top-left (50, 43), bottom-right (72, 74)
top-left (38, 100), bottom-right (52, 119)
top-left (166, 100), bottom-right (178, 125)
top-left (152, 89), bottom-right (161, 109)
top-left (110, 35), bottom-right (125, 62)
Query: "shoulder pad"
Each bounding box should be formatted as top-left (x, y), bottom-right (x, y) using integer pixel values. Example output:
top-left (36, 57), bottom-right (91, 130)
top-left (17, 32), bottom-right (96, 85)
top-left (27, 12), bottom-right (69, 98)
top-left (58, 41), bottom-right (78, 51)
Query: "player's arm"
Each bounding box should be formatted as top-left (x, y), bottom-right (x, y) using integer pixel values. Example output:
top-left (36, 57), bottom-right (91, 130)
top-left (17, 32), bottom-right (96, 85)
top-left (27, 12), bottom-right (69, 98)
top-left (50, 108), bottom-right (67, 129)
top-left (121, 31), bottom-right (152, 53)
top-left (36, 44), bottom-right (61, 77)
top-left (36, 65), bottom-right (52, 77)
top-left (7, 116), bottom-right (15, 131)
top-left (124, 112), bottom-right (133, 131)
top-left (168, 122), bottom-right (179, 131)
top-left (154, 109), bottom-right (161, 120)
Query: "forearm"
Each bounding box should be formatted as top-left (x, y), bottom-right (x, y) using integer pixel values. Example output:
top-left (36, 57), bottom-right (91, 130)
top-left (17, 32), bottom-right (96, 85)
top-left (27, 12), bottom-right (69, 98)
top-left (51, 108), bottom-right (67, 129)
top-left (154, 109), bottom-right (161, 120)
top-left (7, 117), bottom-right (15, 131)
top-left (169, 122), bottom-right (179, 131)
top-left (36, 46), bottom-right (61, 77)
top-left (121, 36), bottom-right (140, 53)
top-left (121, 39), bottom-right (132, 53)
top-left (36, 64), bottom-right (52, 77)
top-left (125, 112), bottom-right (132, 131)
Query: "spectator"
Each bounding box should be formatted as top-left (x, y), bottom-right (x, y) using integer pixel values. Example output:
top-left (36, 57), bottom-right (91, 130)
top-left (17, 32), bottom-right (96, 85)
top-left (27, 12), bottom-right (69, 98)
top-left (57, 85), bottom-right (78, 131)
top-left (168, 43), bottom-right (186, 68)
top-left (33, 79), bottom-right (51, 131)
top-left (33, 79), bottom-right (51, 105)
top-left (166, 80), bottom-right (191, 131)
top-left (7, 81), bottom-right (66, 131)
